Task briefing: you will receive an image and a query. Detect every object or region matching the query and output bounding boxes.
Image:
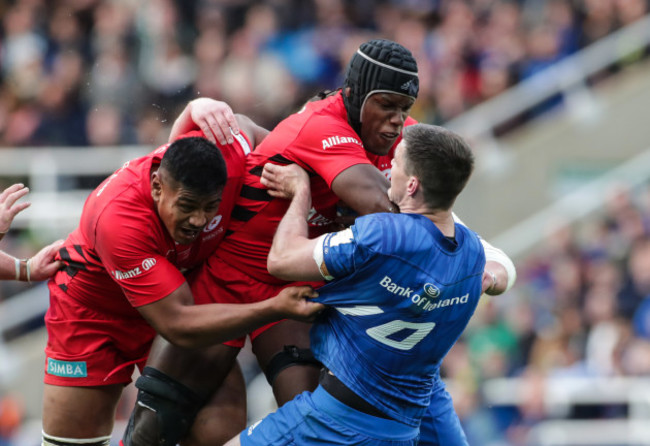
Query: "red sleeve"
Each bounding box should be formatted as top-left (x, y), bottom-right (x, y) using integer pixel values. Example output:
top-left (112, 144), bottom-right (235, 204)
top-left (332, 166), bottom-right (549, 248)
top-left (94, 203), bottom-right (186, 308)
top-left (289, 118), bottom-right (372, 187)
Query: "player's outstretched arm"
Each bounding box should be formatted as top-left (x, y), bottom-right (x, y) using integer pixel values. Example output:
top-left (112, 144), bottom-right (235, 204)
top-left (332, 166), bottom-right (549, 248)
top-left (263, 163), bottom-right (324, 281)
top-left (169, 98), bottom-right (240, 146)
top-left (136, 283), bottom-right (323, 349)
top-left (0, 239), bottom-right (63, 282)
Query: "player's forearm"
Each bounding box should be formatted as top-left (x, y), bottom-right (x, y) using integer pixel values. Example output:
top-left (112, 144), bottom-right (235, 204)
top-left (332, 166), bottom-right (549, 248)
top-left (0, 250), bottom-right (30, 281)
top-left (268, 183), bottom-right (312, 277)
top-left (161, 299), bottom-right (285, 349)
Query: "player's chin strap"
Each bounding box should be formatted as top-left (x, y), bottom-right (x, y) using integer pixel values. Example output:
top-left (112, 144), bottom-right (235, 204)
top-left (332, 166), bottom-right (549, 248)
top-left (264, 345), bottom-right (322, 386)
top-left (42, 432), bottom-right (111, 446)
top-left (122, 366), bottom-right (207, 446)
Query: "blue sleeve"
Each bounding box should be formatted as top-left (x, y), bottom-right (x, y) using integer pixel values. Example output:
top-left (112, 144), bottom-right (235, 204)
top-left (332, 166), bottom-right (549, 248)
top-left (321, 215), bottom-right (383, 278)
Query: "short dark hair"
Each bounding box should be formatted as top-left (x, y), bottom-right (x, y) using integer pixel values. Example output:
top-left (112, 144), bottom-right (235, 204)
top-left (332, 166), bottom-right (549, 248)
top-left (160, 137), bottom-right (227, 194)
top-left (401, 124), bottom-right (474, 210)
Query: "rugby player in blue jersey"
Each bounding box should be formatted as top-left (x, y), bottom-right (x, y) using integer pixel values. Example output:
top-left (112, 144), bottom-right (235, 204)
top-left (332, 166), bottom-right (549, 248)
top-left (225, 123), bottom-right (515, 445)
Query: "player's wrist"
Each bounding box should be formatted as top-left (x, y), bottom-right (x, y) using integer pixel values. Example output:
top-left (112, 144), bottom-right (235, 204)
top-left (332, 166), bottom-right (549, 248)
top-left (486, 270), bottom-right (497, 294)
top-left (14, 257), bottom-right (32, 282)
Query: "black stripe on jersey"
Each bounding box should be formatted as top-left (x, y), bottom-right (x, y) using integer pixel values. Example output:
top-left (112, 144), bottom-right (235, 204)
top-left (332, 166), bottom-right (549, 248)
top-left (59, 247), bottom-right (88, 273)
top-left (240, 185), bottom-right (273, 201)
top-left (268, 154), bottom-right (293, 164)
top-left (250, 162), bottom-right (316, 179)
top-left (232, 205), bottom-right (257, 222)
top-left (73, 244), bottom-right (89, 262)
top-left (85, 248), bottom-right (101, 263)
top-left (64, 265), bottom-right (80, 278)
top-left (58, 283), bottom-right (68, 292)
top-left (249, 155), bottom-right (294, 177)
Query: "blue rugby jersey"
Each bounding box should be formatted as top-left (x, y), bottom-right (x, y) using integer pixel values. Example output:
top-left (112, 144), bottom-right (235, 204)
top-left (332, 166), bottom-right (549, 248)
top-left (311, 212), bottom-right (485, 427)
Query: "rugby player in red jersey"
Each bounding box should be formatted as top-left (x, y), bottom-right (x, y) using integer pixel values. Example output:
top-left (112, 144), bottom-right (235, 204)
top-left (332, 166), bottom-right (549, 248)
top-left (40, 102), bottom-right (324, 446)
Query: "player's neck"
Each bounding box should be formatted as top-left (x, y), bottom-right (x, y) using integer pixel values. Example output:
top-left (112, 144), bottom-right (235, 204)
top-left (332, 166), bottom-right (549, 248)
top-left (401, 204), bottom-right (455, 238)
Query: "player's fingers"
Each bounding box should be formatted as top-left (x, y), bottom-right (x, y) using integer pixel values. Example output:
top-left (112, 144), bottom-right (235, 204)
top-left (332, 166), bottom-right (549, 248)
top-left (43, 239), bottom-right (65, 257)
top-left (208, 120), bottom-right (227, 146)
top-left (0, 184), bottom-right (27, 205)
top-left (481, 271), bottom-right (493, 294)
top-left (259, 174), bottom-right (272, 187)
top-left (10, 201), bottom-right (30, 216)
top-left (208, 114), bottom-right (231, 146)
top-left (295, 285), bottom-right (317, 297)
top-left (221, 109), bottom-right (239, 136)
top-left (262, 163), bottom-right (280, 177)
top-left (199, 122), bottom-right (217, 145)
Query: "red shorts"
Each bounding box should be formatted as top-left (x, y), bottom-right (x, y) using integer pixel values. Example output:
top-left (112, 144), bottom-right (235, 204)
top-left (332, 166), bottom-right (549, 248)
top-left (43, 281), bottom-right (155, 386)
top-left (189, 255), bottom-right (311, 348)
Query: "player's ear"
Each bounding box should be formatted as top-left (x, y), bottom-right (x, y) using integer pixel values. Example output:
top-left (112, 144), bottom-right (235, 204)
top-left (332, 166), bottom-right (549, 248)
top-left (406, 176), bottom-right (419, 197)
top-left (151, 170), bottom-right (163, 202)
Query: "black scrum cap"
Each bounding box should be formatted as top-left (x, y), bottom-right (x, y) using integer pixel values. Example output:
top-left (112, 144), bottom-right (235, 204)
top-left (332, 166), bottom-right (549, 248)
top-left (343, 39), bottom-right (419, 135)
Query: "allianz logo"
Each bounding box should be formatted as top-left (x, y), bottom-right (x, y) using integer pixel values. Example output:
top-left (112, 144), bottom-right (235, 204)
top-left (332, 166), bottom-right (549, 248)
top-left (379, 275), bottom-right (469, 311)
top-left (112, 258), bottom-right (155, 280)
top-left (321, 135), bottom-right (362, 150)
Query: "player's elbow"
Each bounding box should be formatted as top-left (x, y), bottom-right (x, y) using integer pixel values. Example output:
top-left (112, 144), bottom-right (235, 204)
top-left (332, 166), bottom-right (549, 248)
top-left (267, 254), bottom-right (292, 280)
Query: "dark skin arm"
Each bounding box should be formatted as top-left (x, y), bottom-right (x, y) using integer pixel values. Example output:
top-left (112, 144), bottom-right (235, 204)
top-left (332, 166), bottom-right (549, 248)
top-left (330, 164), bottom-right (396, 215)
top-left (135, 282), bottom-right (323, 349)
top-left (235, 113), bottom-right (270, 148)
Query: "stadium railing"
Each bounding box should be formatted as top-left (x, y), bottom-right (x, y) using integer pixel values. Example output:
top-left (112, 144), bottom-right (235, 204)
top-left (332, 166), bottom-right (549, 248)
top-left (481, 376), bottom-right (650, 445)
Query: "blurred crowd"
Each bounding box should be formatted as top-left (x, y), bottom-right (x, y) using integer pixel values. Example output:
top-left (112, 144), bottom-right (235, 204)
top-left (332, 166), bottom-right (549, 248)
top-left (0, 0), bottom-right (648, 149)
top-left (2, 0), bottom-right (650, 445)
top-left (442, 182), bottom-right (650, 444)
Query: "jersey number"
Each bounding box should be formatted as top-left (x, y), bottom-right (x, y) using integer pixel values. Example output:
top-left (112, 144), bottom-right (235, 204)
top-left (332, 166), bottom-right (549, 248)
top-left (366, 320), bottom-right (436, 351)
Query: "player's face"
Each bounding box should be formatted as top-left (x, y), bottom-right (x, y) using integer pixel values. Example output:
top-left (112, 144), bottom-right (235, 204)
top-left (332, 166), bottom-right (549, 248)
top-left (360, 93), bottom-right (414, 156)
top-left (152, 171), bottom-right (223, 245)
top-left (388, 140), bottom-right (408, 205)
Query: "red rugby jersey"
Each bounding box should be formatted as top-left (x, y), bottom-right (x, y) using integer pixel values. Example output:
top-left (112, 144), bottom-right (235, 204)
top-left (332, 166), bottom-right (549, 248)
top-left (51, 130), bottom-right (251, 317)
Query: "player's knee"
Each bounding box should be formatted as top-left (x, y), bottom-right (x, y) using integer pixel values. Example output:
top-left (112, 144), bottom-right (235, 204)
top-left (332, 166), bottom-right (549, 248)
top-left (42, 432), bottom-right (111, 446)
top-left (183, 380), bottom-right (247, 446)
top-left (183, 416), bottom-right (244, 446)
top-left (263, 345), bottom-right (322, 386)
top-left (122, 367), bottom-right (207, 446)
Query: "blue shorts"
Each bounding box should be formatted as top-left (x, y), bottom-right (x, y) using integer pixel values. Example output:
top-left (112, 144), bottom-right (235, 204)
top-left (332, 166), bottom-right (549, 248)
top-left (417, 385), bottom-right (468, 446)
top-left (240, 385), bottom-right (419, 445)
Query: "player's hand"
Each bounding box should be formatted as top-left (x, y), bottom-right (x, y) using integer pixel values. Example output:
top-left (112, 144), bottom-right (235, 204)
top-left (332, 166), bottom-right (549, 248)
top-left (0, 183), bottom-right (31, 235)
top-left (189, 98), bottom-right (240, 146)
top-left (29, 239), bottom-right (64, 281)
top-left (272, 285), bottom-right (325, 322)
top-left (261, 163), bottom-right (310, 199)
